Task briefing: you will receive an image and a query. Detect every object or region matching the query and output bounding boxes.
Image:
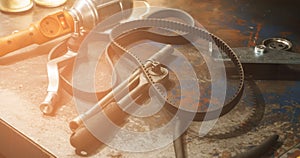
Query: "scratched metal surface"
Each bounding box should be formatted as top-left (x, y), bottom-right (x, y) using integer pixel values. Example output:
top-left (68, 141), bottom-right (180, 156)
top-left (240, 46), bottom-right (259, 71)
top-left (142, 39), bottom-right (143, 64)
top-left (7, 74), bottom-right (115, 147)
top-left (148, 0), bottom-right (300, 52)
top-left (0, 0), bottom-right (299, 158)
top-left (257, 81), bottom-right (300, 158)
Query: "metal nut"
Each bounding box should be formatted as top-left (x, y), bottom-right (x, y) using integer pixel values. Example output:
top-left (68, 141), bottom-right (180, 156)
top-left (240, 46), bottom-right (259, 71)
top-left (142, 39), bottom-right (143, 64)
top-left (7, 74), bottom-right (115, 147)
top-left (254, 44), bottom-right (266, 56)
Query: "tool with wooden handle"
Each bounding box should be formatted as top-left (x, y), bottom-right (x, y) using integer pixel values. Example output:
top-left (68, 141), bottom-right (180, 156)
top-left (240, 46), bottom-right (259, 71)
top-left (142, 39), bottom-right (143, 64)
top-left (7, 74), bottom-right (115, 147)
top-left (0, 0), bottom-right (133, 57)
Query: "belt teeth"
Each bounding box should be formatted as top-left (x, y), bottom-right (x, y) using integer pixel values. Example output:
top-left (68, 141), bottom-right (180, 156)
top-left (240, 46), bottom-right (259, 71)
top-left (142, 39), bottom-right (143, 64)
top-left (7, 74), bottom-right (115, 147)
top-left (198, 81), bottom-right (257, 138)
top-left (110, 18), bottom-right (245, 121)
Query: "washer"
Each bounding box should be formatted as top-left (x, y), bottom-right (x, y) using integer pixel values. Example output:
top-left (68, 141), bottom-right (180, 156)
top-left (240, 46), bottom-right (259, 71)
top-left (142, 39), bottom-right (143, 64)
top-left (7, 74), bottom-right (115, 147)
top-left (262, 38), bottom-right (292, 51)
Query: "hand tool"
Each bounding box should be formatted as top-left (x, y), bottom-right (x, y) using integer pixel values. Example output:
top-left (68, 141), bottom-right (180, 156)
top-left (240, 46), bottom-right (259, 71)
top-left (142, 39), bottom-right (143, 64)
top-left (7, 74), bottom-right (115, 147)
top-left (40, 7), bottom-right (194, 115)
top-left (0, 0), bottom-right (133, 57)
top-left (70, 45), bottom-right (172, 156)
top-left (67, 7), bottom-right (245, 156)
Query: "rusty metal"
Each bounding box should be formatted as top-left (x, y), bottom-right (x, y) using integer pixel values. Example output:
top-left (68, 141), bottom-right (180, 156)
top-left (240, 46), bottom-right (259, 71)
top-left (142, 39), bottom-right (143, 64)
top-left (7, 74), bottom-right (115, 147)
top-left (0, 1), bottom-right (299, 157)
top-left (232, 47), bottom-right (300, 64)
top-left (199, 79), bottom-right (264, 138)
top-left (110, 18), bottom-right (244, 121)
top-left (229, 47), bottom-right (300, 80)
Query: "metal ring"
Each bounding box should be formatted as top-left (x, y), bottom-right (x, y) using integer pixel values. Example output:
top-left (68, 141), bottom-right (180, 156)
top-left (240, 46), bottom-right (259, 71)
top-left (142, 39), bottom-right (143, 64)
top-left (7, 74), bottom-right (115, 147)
top-left (262, 37), bottom-right (292, 51)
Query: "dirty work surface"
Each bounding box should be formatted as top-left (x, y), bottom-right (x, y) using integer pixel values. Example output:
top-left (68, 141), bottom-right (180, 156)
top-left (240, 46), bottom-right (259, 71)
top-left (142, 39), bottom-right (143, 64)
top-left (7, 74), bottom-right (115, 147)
top-left (0, 0), bottom-right (300, 157)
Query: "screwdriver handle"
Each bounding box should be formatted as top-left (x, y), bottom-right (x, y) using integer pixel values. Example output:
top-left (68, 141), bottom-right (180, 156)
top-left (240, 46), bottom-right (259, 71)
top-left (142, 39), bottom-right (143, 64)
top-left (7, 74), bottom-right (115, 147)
top-left (0, 11), bottom-right (74, 57)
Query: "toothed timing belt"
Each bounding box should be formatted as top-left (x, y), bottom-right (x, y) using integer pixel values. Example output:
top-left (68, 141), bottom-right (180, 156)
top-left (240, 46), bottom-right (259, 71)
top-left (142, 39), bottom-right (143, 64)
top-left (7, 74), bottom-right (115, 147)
top-left (47, 16), bottom-right (245, 121)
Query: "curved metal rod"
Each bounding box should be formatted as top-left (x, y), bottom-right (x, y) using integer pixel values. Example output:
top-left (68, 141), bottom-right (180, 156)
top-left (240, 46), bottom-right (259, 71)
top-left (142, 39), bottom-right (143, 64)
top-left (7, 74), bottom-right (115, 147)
top-left (40, 45), bottom-right (77, 115)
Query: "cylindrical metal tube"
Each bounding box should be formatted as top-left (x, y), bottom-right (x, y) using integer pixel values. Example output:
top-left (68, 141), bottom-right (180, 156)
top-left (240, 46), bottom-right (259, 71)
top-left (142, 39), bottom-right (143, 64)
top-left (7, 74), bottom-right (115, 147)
top-left (68, 0), bottom-right (133, 30)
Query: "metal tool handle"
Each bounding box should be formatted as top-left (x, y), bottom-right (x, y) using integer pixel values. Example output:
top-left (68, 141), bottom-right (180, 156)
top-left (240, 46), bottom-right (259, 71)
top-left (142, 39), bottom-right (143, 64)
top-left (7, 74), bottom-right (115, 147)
top-left (147, 45), bottom-right (174, 63)
top-left (0, 11), bottom-right (74, 57)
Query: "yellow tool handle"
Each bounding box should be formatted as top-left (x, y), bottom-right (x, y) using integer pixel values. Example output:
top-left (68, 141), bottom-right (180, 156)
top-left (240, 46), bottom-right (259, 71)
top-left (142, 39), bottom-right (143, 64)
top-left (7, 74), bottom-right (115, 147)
top-left (0, 11), bottom-right (74, 57)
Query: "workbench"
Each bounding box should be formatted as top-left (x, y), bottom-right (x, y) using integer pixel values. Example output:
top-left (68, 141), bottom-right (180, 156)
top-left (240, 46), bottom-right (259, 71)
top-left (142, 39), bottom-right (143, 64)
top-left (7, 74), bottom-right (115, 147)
top-left (0, 0), bottom-right (299, 157)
